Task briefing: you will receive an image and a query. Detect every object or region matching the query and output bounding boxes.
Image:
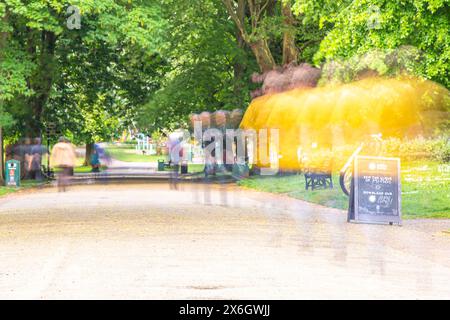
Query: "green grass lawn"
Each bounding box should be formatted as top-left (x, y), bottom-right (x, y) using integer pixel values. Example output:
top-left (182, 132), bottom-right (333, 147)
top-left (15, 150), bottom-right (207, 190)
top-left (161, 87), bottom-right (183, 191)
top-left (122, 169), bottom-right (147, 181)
top-left (238, 161), bottom-right (450, 219)
top-left (45, 145), bottom-right (205, 173)
top-left (105, 145), bottom-right (205, 173)
top-left (106, 146), bottom-right (166, 163)
top-left (43, 154), bottom-right (91, 172)
top-left (53, 165), bottom-right (107, 173)
top-left (401, 161), bottom-right (450, 219)
top-left (45, 154), bottom-right (102, 174)
top-left (188, 164), bottom-right (205, 173)
top-left (0, 180), bottom-right (47, 197)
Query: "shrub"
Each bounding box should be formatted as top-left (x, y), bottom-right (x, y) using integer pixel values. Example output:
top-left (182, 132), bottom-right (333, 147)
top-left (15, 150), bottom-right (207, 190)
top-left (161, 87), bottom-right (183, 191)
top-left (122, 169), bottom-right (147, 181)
top-left (383, 136), bottom-right (450, 162)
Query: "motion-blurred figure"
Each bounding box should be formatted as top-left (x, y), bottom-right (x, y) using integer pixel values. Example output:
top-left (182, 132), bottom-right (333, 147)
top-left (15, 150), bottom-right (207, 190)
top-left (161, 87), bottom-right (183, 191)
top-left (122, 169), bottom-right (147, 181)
top-left (90, 148), bottom-right (100, 173)
top-left (22, 138), bottom-right (33, 179)
top-left (95, 143), bottom-right (112, 167)
top-left (50, 137), bottom-right (77, 192)
top-left (9, 137), bottom-right (33, 180)
top-left (29, 138), bottom-right (47, 181)
top-left (168, 132), bottom-right (182, 190)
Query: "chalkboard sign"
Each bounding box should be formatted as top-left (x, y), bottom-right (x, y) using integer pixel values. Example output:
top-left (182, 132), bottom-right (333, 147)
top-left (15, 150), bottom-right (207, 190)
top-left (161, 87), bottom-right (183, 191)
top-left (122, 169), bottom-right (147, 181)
top-left (353, 156), bottom-right (402, 225)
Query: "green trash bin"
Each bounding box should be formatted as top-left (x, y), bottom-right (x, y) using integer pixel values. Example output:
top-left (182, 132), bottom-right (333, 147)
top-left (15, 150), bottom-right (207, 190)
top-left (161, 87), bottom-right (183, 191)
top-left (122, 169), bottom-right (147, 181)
top-left (157, 159), bottom-right (165, 171)
top-left (5, 160), bottom-right (21, 187)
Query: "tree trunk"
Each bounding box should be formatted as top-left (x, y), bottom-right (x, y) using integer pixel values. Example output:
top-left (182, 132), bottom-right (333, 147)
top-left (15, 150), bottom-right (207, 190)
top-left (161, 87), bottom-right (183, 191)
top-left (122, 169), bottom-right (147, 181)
top-left (233, 2), bottom-right (246, 107)
top-left (223, 0), bottom-right (276, 73)
top-left (84, 142), bottom-right (94, 166)
top-left (28, 31), bottom-right (57, 137)
top-left (0, 127), bottom-right (3, 183)
top-left (281, 1), bottom-right (298, 65)
top-left (249, 39), bottom-right (276, 73)
top-left (0, 10), bottom-right (8, 182)
top-left (233, 59), bottom-right (245, 106)
top-left (0, 13), bottom-right (7, 53)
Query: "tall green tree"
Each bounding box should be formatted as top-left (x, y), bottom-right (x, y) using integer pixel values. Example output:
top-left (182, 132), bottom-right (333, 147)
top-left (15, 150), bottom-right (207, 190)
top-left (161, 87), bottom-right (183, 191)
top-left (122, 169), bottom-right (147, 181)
top-left (221, 0), bottom-right (325, 72)
top-left (137, 0), bottom-right (258, 132)
top-left (293, 0), bottom-right (450, 88)
top-left (1, 0), bottom-right (165, 141)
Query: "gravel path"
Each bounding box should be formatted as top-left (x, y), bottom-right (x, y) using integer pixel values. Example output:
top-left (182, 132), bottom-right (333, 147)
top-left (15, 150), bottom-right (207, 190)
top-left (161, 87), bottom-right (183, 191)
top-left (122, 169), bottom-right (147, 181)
top-left (0, 183), bottom-right (449, 299)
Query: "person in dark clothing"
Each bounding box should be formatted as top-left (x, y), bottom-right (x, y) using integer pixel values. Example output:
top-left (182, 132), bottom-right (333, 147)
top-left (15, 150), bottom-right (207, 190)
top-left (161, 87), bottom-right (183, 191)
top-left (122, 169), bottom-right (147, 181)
top-left (29, 138), bottom-right (47, 181)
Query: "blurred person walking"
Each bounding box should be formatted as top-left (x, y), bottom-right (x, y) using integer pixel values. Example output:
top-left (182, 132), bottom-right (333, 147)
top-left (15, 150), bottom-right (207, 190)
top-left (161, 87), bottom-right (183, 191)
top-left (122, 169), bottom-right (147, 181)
top-left (95, 143), bottom-right (112, 167)
top-left (29, 138), bottom-right (47, 181)
top-left (50, 137), bottom-right (77, 192)
top-left (168, 132), bottom-right (183, 190)
top-left (22, 138), bottom-right (33, 179)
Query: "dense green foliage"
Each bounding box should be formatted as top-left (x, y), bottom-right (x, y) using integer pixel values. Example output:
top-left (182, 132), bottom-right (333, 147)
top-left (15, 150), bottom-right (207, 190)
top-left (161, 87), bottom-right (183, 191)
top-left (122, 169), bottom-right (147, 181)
top-left (137, 0), bottom-right (257, 132)
top-left (0, 0), bottom-right (448, 141)
top-left (293, 0), bottom-right (450, 87)
top-left (1, 0), bottom-right (165, 143)
top-left (383, 136), bottom-right (450, 162)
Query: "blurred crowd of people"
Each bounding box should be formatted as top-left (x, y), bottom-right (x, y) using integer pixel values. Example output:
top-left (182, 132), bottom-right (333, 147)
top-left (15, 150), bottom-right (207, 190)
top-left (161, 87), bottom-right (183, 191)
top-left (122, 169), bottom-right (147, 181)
top-left (6, 137), bottom-right (48, 181)
top-left (6, 136), bottom-right (78, 191)
top-left (189, 109), bottom-right (245, 177)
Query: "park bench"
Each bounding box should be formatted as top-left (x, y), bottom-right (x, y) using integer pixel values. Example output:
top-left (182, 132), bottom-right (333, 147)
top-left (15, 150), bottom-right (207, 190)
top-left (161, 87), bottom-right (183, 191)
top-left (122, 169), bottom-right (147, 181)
top-left (301, 153), bottom-right (333, 191)
top-left (304, 169), bottom-right (333, 190)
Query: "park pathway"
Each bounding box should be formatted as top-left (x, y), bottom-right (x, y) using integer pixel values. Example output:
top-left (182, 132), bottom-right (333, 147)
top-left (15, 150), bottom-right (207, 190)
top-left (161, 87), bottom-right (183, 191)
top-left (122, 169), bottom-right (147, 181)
top-left (75, 144), bottom-right (164, 178)
top-left (77, 143), bottom-right (159, 175)
top-left (103, 157), bottom-right (158, 174)
top-left (0, 182), bottom-right (449, 299)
